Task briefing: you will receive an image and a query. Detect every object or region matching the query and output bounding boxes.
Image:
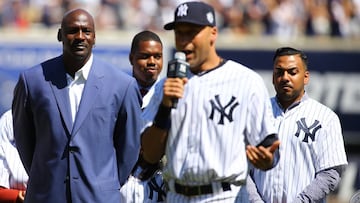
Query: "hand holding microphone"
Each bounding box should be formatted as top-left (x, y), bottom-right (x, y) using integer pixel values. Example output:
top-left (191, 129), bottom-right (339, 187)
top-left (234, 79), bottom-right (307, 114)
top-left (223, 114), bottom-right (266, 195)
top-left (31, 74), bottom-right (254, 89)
top-left (166, 52), bottom-right (189, 108)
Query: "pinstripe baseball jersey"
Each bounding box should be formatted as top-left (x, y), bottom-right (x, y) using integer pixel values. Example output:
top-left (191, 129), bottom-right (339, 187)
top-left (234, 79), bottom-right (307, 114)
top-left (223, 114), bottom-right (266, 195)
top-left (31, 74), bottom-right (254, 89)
top-left (143, 60), bottom-right (277, 188)
top-left (120, 78), bottom-right (167, 203)
top-left (0, 110), bottom-right (28, 190)
top-left (120, 171), bottom-right (166, 203)
top-left (250, 93), bottom-right (348, 203)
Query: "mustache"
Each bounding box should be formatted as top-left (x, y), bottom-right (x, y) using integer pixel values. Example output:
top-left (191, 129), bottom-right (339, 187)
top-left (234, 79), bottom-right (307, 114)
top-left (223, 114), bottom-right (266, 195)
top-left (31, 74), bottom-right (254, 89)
top-left (71, 40), bottom-right (87, 47)
top-left (145, 65), bottom-right (157, 70)
top-left (279, 82), bottom-right (292, 88)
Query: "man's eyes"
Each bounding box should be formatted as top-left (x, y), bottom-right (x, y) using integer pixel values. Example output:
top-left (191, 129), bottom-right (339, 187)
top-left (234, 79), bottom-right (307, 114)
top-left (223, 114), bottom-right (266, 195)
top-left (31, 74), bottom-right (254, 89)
top-left (275, 69), bottom-right (298, 76)
top-left (66, 29), bottom-right (93, 34)
top-left (138, 54), bottom-right (162, 59)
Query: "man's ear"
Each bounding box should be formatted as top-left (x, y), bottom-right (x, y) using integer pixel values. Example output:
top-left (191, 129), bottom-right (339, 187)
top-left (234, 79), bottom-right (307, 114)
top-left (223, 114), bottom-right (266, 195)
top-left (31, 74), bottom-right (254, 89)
top-left (129, 54), bottom-right (134, 65)
top-left (304, 70), bottom-right (310, 85)
top-left (57, 29), bottom-right (62, 42)
top-left (210, 26), bottom-right (217, 45)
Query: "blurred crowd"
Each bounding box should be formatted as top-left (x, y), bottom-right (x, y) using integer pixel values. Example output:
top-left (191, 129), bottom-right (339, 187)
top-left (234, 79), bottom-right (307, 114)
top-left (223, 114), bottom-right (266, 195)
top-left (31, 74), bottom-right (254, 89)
top-left (0, 0), bottom-right (359, 40)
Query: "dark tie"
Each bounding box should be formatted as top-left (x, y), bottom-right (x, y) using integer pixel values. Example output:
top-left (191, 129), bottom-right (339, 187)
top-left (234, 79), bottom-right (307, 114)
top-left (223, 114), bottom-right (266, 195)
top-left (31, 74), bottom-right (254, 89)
top-left (140, 88), bottom-right (148, 98)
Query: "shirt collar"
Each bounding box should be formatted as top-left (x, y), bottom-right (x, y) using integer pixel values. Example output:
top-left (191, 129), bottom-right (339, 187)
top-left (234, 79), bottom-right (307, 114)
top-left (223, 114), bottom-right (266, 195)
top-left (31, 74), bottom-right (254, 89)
top-left (67, 54), bottom-right (93, 82)
top-left (78, 54), bottom-right (93, 80)
top-left (137, 83), bottom-right (150, 91)
top-left (197, 59), bottom-right (227, 77)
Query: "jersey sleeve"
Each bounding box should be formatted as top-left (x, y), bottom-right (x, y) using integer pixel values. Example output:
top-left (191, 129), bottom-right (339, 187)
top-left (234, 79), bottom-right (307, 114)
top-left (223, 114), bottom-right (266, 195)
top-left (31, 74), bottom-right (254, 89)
top-left (0, 110), bottom-right (12, 188)
top-left (0, 157), bottom-right (11, 188)
top-left (0, 110), bottom-right (28, 190)
top-left (314, 112), bottom-right (348, 172)
top-left (245, 74), bottom-right (277, 146)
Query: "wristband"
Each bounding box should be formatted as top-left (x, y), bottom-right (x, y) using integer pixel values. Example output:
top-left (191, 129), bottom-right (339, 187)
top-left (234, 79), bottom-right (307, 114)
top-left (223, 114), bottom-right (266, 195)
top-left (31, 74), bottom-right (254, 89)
top-left (153, 103), bottom-right (171, 130)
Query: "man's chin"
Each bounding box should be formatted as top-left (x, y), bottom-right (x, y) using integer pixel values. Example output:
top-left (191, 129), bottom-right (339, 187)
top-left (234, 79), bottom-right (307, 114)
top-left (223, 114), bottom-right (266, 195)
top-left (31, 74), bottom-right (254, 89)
top-left (278, 92), bottom-right (292, 99)
top-left (73, 54), bottom-right (88, 61)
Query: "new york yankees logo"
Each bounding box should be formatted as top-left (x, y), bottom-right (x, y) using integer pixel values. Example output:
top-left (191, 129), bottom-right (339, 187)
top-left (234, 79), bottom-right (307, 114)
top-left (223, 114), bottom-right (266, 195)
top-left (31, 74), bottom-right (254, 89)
top-left (295, 118), bottom-right (322, 142)
top-left (209, 95), bottom-right (239, 125)
top-left (148, 177), bottom-right (166, 202)
top-left (177, 4), bottom-right (188, 17)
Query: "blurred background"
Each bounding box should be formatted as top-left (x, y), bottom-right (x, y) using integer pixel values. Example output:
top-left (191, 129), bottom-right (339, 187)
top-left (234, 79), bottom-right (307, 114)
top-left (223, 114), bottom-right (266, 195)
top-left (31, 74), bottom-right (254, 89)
top-left (0, 0), bottom-right (359, 202)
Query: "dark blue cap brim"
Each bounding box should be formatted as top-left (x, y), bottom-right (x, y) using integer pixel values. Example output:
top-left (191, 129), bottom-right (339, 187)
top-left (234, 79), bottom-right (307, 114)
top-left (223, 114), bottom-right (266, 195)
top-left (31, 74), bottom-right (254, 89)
top-left (164, 22), bottom-right (176, 30)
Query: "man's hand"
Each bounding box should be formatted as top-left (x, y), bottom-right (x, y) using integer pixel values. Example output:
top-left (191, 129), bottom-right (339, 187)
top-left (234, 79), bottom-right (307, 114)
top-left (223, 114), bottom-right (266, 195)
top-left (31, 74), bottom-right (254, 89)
top-left (162, 78), bottom-right (188, 107)
top-left (17, 190), bottom-right (26, 203)
top-left (246, 140), bottom-right (280, 170)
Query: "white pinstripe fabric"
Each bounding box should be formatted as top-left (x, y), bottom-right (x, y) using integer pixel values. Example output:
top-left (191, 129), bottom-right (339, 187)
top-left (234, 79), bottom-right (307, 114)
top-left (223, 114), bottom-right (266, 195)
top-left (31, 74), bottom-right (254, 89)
top-left (165, 184), bottom-right (249, 203)
top-left (251, 94), bottom-right (348, 203)
top-left (120, 78), bottom-right (166, 203)
top-left (0, 110), bottom-right (28, 190)
top-left (143, 60), bottom-right (277, 201)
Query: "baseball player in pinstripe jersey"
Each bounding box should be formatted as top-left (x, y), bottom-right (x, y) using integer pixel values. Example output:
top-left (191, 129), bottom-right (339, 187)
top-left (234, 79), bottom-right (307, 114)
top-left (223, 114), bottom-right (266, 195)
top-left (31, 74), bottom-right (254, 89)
top-left (0, 109), bottom-right (28, 202)
top-left (246, 47), bottom-right (348, 203)
top-left (140, 1), bottom-right (280, 202)
top-left (120, 30), bottom-right (167, 203)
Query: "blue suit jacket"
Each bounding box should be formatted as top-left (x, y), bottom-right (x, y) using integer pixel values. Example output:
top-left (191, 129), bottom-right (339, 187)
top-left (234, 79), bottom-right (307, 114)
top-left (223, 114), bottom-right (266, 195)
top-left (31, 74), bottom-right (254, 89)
top-left (12, 55), bottom-right (142, 203)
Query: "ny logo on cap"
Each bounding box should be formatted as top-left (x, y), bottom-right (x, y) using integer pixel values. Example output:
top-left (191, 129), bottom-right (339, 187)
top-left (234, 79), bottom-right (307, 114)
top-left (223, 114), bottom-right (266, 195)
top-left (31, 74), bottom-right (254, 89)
top-left (207, 12), bottom-right (214, 24)
top-left (177, 4), bottom-right (188, 17)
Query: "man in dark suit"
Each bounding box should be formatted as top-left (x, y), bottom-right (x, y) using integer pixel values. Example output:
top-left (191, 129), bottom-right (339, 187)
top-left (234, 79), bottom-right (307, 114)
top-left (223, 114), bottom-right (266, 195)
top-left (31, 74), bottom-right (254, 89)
top-left (12, 8), bottom-right (142, 203)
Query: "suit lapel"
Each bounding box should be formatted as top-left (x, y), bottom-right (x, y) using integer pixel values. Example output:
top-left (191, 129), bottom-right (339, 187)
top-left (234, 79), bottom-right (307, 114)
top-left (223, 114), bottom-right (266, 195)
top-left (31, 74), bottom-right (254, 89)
top-left (72, 58), bottom-right (104, 136)
top-left (43, 56), bottom-right (73, 135)
top-left (52, 87), bottom-right (73, 135)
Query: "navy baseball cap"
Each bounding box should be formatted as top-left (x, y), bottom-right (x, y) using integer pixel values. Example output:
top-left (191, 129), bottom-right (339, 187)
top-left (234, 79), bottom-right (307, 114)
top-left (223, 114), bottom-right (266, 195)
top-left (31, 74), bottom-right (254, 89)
top-left (164, 1), bottom-right (216, 30)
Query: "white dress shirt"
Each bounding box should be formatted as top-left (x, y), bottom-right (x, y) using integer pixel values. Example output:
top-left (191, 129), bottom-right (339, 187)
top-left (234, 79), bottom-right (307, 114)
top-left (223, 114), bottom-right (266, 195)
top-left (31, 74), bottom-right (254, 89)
top-left (67, 54), bottom-right (93, 122)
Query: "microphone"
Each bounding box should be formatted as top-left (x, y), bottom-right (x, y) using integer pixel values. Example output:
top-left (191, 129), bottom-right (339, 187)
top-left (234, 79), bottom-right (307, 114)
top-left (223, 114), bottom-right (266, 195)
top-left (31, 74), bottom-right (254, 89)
top-left (167, 51), bottom-right (189, 108)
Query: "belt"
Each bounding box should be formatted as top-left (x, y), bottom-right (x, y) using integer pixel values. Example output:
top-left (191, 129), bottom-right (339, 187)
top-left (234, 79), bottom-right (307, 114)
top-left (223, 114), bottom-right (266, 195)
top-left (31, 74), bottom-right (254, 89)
top-left (174, 182), bottom-right (231, 196)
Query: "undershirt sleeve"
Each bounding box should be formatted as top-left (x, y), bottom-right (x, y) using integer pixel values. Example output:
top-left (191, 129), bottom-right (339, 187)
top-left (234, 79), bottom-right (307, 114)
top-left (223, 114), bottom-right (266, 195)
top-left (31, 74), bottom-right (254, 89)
top-left (293, 166), bottom-right (345, 203)
top-left (246, 175), bottom-right (265, 203)
top-left (0, 187), bottom-right (20, 203)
